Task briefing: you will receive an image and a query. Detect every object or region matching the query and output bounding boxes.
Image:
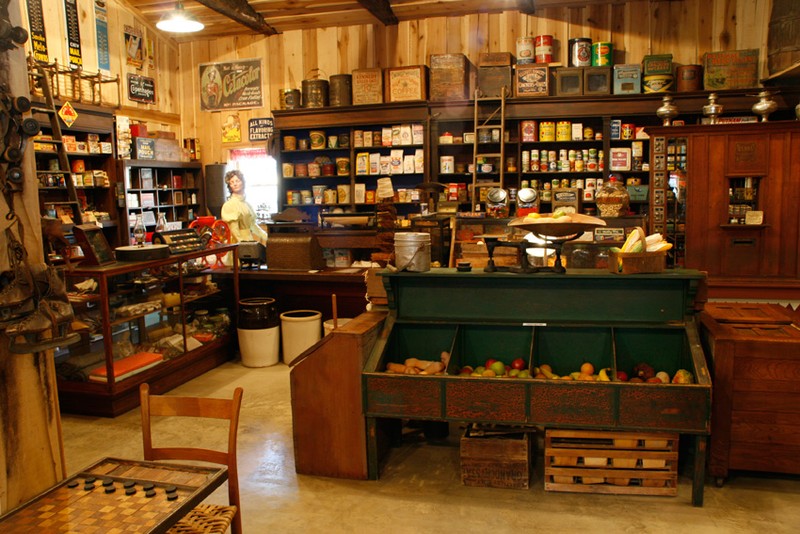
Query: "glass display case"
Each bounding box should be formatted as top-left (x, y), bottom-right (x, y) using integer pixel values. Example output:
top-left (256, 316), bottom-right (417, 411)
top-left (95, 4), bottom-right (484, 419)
top-left (58, 245), bottom-right (238, 416)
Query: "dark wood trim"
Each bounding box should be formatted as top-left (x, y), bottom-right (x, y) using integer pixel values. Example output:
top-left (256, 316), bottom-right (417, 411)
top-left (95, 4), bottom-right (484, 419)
top-left (196, 0), bottom-right (279, 35)
top-left (357, 0), bottom-right (399, 26)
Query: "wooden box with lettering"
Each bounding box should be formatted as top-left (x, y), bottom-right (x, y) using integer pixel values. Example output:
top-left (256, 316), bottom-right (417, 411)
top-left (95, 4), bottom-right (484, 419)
top-left (583, 67), bottom-right (611, 95)
top-left (479, 52), bottom-right (514, 67)
top-left (555, 67), bottom-right (584, 97)
top-left (703, 49), bottom-right (759, 90)
top-left (516, 65), bottom-right (549, 97)
top-left (352, 68), bottom-right (384, 105)
top-left (478, 66), bottom-right (513, 98)
top-left (385, 65), bottom-right (428, 102)
top-left (154, 139), bottom-right (183, 161)
top-left (430, 54), bottom-right (471, 101)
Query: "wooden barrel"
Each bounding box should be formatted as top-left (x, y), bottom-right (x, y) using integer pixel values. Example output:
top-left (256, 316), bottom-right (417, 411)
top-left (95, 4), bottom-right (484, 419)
top-left (329, 74), bottom-right (352, 107)
top-left (302, 75), bottom-right (328, 108)
top-left (768, 0), bottom-right (800, 74)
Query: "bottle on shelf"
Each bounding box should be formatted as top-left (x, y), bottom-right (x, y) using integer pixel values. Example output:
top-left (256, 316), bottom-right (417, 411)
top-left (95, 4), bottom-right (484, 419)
top-left (155, 212), bottom-right (168, 233)
top-left (133, 214), bottom-right (146, 246)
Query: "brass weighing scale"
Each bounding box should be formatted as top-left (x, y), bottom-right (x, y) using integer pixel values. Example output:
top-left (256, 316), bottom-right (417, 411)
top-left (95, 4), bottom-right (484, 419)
top-left (479, 214), bottom-right (606, 274)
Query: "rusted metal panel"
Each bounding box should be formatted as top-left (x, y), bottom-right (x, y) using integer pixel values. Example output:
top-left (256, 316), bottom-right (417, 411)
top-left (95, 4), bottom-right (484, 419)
top-left (618, 385), bottom-right (710, 432)
top-left (365, 376), bottom-right (442, 418)
top-left (530, 383), bottom-right (615, 426)
top-left (445, 380), bottom-right (527, 422)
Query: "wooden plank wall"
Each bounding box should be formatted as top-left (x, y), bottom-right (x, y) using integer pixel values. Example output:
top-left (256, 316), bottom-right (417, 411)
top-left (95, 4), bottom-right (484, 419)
top-left (173, 0), bottom-right (771, 163)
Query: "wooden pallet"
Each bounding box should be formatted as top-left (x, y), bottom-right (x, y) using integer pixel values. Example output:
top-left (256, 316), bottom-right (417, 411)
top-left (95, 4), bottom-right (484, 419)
top-left (544, 429), bottom-right (678, 496)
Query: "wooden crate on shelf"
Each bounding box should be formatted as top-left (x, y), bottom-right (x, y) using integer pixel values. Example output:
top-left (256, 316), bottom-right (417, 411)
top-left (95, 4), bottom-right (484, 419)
top-left (544, 429), bottom-right (679, 496)
top-left (461, 424), bottom-right (533, 489)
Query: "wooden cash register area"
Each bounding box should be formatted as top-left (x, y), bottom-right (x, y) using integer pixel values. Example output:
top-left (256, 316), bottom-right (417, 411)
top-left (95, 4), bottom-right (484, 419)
top-left (291, 268), bottom-right (713, 506)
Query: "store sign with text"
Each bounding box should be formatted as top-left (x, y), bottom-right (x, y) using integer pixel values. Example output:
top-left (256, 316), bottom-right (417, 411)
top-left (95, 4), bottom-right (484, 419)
top-left (248, 117), bottom-right (273, 142)
top-left (199, 59), bottom-right (263, 111)
top-left (127, 74), bottom-right (156, 104)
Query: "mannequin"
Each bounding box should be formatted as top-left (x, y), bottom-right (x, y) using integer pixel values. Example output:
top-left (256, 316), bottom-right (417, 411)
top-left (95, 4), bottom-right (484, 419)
top-left (220, 170), bottom-right (268, 247)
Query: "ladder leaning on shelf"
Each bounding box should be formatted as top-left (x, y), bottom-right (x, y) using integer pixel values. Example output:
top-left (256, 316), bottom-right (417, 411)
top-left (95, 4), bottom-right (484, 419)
top-left (29, 61), bottom-right (83, 226)
top-left (471, 87), bottom-right (507, 213)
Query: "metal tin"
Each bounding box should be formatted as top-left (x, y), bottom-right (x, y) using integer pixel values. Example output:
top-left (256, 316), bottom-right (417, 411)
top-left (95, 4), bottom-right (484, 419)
top-left (556, 121), bottom-right (571, 141)
top-left (478, 129), bottom-right (492, 143)
top-left (521, 120), bottom-right (537, 142)
top-left (302, 77), bottom-right (329, 108)
top-left (440, 156), bottom-right (455, 174)
top-left (294, 163), bottom-right (308, 177)
top-left (308, 163), bottom-right (321, 177)
top-left (281, 89), bottom-right (301, 110)
top-left (516, 37), bottom-right (535, 64)
top-left (644, 74), bottom-right (674, 93)
top-left (329, 74), bottom-right (352, 106)
top-left (534, 35), bottom-right (553, 63)
top-left (539, 121), bottom-right (555, 141)
top-left (521, 151), bottom-right (530, 172)
top-left (282, 163), bottom-right (294, 177)
top-left (591, 42), bottom-right (613, 66)
top-left (568, 38), bottom-right (592, 67)
top-left (676, 65), bottom-right (702, 92)
top-left (309, 130), bottom-right (326, 149)
top-left (283, 135), bottom-right (296, 151)
top-left (621, 123), bottom-right (635, 140)
top-left (336, 157), bottom-right (350, 176)
top-left (610, 120), bottom-right (622, 140)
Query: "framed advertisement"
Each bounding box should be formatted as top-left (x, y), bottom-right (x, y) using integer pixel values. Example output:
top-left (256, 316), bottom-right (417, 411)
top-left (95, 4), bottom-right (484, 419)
top-left (73, 224), bottom-right (115, 265)
top-left (199, 59), bottom-right (263, 111)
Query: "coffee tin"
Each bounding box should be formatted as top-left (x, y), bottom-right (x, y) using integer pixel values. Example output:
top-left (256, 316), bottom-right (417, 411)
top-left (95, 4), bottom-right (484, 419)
top-left (516, 37), bottom-right (535, 64)
top-left (676, 65), bottom-right (703, 92)
top-left (534, 35), bottom-right (554, 63)
top-left (556, 121), bottom-right (572, 141)
top-left (568, 38), bottom-right (592, 67)
top-left (644, 74), bottom-right (674, 93)
top-left (591, 42), bottom-right (613, 66)
top-left (539, 121), bottom-right (555, 141)
top-left (283, 135), bottom-right (297, 151)
top-left (280, 89), bottom-right (301, 110)
top-left (521, 120), bottom-right (537, 142)
top-left (302, 77), bottom-right (329, 108)
top-left (309, 130), bottom-right (326, 149)
top-left (329, 74), bottom-right (352, 107)
top-left (294, 163), bottom-right (308, 177)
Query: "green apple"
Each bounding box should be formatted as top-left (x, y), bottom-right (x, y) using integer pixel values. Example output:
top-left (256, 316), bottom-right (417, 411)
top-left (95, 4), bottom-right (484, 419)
top-left (474, 366), bottom-right (486, 375)
top-left (517, 369), bottom-right (531, 379)
top-left (489, 361), bottom-right (506, 376)
top-left (508, 368), bottom-right (521, 377)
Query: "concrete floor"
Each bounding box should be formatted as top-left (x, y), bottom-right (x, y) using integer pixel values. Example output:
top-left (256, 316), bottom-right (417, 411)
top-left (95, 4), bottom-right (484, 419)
top-left (61, 361), bottom-right (800, 534)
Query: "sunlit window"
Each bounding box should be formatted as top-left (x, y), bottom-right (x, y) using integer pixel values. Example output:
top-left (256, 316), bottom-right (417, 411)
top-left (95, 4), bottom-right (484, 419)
top-left (227, 148), bottom-right (278, 222)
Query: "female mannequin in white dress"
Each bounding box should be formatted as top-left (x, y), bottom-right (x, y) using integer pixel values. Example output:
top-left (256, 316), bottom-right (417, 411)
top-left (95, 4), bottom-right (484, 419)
top-left (220, 171), bottom-right (267, 266)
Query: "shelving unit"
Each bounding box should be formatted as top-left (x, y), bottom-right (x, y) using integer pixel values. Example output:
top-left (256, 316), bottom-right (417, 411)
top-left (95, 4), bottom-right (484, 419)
top-left (58, 245), bottom-right (238, 416)
top-left (117, 160), bottom-right (203, 244)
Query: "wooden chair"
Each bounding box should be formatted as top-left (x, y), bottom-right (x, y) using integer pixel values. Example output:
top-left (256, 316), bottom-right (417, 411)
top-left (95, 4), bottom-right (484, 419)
top-left (139, 383), bottom-right (244, 534)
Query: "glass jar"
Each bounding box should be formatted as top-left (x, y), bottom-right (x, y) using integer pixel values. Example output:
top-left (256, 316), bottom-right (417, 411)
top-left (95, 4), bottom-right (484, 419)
top-left (485, 188), bottom-right (509, 218)
top-left (594, 176), bottom-right (630, 217)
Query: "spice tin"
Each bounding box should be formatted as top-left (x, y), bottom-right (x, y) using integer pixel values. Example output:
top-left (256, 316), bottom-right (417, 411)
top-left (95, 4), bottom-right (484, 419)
top-left (583, 126), bottom-right (594, 140)
top-left (568, 38), bottom-right (592, 67)
top-left (283, 135), bottom-right (297, 151)
top-left (281, 89), bottom-right (301, 110)
top-left (338, 133), bottom-right (350, 148)
top-left (322, 163), bottom-right (335, 176)
top-left (591, 42), bottom-right (613, 66)
top-left (539, 121), bottom-right (555, 141)
top-left (534, 35), bottom-right (554, 63)
top-left (516, 37), bottom-right (535, 64)
top-left (298, 138), bottom-right (309, 150)
top-left (324, 189), bottom-right (337, 204)
top-left (644, 74), bottom-right (674, 93)
top-left (610, 120), bottom-right (622, 140)
top-left (556, 121), bottom-right (572, 141)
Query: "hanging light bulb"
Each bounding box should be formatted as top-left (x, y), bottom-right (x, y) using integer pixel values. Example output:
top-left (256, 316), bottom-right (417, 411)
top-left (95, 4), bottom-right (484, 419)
top-left (156, 1), bottom-right (204, 33)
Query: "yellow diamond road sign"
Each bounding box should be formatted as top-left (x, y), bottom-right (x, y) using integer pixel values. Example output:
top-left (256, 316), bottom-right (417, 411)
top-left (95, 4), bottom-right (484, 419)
top-left (59, 101), bottom-right (78, 128)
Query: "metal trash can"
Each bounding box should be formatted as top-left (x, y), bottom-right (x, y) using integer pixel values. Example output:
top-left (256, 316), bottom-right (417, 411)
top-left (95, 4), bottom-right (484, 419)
top-left (280, 310), bottom-right (322, 365)
top-left (237, 298), bottom-right (280, 367)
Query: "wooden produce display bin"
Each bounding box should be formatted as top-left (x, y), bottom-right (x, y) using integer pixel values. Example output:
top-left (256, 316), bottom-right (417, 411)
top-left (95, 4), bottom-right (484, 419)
top-left (698, 302), bottom-right (800, 485)
top-left (544, 429), bottom-right (679, 496)
top-left (461, 424), bottom-right (533, 489)
top-left (362, 269), bottom-right (712, 506)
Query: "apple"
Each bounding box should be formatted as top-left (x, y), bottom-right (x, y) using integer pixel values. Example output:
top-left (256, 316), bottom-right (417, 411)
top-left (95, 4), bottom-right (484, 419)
top-left (485, 358), bottom-right (498, 368)
top-left (459, 366), bottom-right (473, 375)
top-left (474, 366), bottom-right (486, 375)
top-left (517, 369), bottom-right (531, 379)
top-left (508, 369), bottom-right (521, 377)
top-left (511, 358), bottom-right (527, 370)
top-left (489, 361), bottom-right (507, 376)
top-left (616, 371), bottom-right (629, 382)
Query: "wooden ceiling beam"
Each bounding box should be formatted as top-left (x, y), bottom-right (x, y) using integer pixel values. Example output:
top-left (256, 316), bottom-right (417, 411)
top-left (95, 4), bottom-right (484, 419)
top-left (517, 0), bottom-right (536, 14)
top-left (356, 0), bottom-right (399, 26)
top-left (195, 0), bottom-right (280, 35)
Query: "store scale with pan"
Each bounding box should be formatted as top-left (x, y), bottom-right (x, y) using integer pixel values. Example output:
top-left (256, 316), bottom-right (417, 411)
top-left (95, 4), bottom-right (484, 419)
top-left (478, 213), bottom-right (606, 274)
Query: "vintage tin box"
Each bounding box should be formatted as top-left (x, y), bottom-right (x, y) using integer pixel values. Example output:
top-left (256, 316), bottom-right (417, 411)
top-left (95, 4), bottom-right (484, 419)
top-left (352, 68), bottom-right (384, 105)
top-left (385, 65), bottom-right (428, 102)
top-left (516, 65), bottom-right (549, 97)
top-left (613, 64), bottom-right (642, 94)
top-left (430, 54), bottom-right (471, 101)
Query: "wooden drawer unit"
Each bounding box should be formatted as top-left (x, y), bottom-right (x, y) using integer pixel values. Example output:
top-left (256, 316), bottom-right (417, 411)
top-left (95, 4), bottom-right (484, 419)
top-left (699, 303), bottom-right (800, 485)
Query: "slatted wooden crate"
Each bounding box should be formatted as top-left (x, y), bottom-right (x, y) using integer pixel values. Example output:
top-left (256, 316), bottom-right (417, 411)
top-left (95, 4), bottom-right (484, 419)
top-left (544, 429), bottom-right (678, 496)
top-left (461, 424), bottom-right (533, 489)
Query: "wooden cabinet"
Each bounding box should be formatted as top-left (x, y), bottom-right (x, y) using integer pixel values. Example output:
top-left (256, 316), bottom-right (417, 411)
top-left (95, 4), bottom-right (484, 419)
top-left (117, 160), bottom-right (204, 245)
top-left (648, 121), bottom-right (800, 299)
top-left (57, 245), bottom-right (238, 416)
top-left (698, 302), bottom-right (800, 484)
top-left (32, 105), bottom-right (119, 248)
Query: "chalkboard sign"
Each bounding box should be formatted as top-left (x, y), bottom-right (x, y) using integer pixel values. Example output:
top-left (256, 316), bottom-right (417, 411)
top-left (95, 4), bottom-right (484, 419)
top-left (127, 74), bottom-right (156, 104)
top-left (248, 117), bottom-right (273, 142)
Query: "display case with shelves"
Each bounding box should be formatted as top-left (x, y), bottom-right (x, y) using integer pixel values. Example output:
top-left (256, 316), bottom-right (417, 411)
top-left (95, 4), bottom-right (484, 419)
top-left (58, 245), bottom-right (238, 416)
top-left (118, 160), bottom-right (203, 245)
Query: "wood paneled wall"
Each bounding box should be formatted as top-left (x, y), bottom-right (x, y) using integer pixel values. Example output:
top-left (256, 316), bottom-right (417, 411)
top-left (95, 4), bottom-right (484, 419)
top-left (174, 0), bottom-right (772, 165)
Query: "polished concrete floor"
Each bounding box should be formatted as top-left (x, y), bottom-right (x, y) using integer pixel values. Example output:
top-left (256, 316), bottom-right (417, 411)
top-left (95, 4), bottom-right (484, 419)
top-left (61, 361), bottom-right (800, 534)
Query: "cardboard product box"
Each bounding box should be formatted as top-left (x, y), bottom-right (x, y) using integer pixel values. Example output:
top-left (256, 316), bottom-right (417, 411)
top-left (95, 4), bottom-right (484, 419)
top-left (703, 49), bottom-right (759, 90)
top-left (385, 65), bottom-right (428, 102)
top-left (555, 68), bottom-right (584, 97)
top-left (583, 66), bottom-right (611, 95)
top-left (551, 188), bottom-right (582, 213)
top-left (132, 137), bottom-right (156, 159)
top-left (430, 53), bottom-right (471, 101)
top-left (613, 64), bottom-right (642, 94)
top-left (642, 54), bottom-right (673, 75)
top-left (479, 52), bottom-right (514, 67)
top-left (515, 64), bottom-right (549, 97)
top-left (352, 68), bottom-right (384, 105)
top-left (478, 66), bottom-right (513, 98)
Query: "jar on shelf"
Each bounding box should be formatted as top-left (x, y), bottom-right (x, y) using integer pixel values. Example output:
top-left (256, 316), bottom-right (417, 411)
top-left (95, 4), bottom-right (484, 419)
top-left (485, 188), bottom-right (509, 218)
top-left (594, 176), bottom-right (630, 217)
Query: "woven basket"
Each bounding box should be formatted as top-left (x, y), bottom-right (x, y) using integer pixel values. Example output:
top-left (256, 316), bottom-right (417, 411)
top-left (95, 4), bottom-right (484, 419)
top-left (167, 504), bottom-right (237, 534)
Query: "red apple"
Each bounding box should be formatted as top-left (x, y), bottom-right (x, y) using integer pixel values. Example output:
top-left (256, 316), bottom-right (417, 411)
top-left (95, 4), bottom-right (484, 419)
top-left (459, 366), bottom-right (473, 375)
top-left (511, 358), bottom-right (527, 370)
top-left (485, 358), bottom-right (498, 368)
top-left (616, 371), bottom-right (629, 382)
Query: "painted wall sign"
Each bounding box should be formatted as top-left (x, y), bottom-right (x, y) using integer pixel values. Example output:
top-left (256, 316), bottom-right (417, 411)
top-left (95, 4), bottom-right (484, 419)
top-left (199, 59), bottom-right (263, 111)
top-left (124, 25), bottom-right (143, 69)
top-left (248, 117), bottom-right (274, 142)
top-left (27, 0), bottom-right (49, 62)
top-left (64, 0), bottom-right (82, 68)
top-left (127, 74), bottom-right (156, 104)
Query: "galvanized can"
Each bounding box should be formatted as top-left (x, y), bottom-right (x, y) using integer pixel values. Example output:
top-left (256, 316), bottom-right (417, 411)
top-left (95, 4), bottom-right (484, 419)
top-left (302, 73), bottom-right (329, 108)
top-left (281, 89), bottom-right (301, 110)
top-left (329, 74), bottom-right (352, 107)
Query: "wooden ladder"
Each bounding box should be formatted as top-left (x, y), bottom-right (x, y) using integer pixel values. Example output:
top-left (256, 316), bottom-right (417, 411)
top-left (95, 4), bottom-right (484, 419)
top-left (471, 87), bottom-right (507, 212)
top-left (29, 62), bottom-right (83, 225)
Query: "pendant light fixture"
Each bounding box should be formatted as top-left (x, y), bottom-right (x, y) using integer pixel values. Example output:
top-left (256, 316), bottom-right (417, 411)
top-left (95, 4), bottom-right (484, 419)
top-left (156, 1), bottom-right (204, 33)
